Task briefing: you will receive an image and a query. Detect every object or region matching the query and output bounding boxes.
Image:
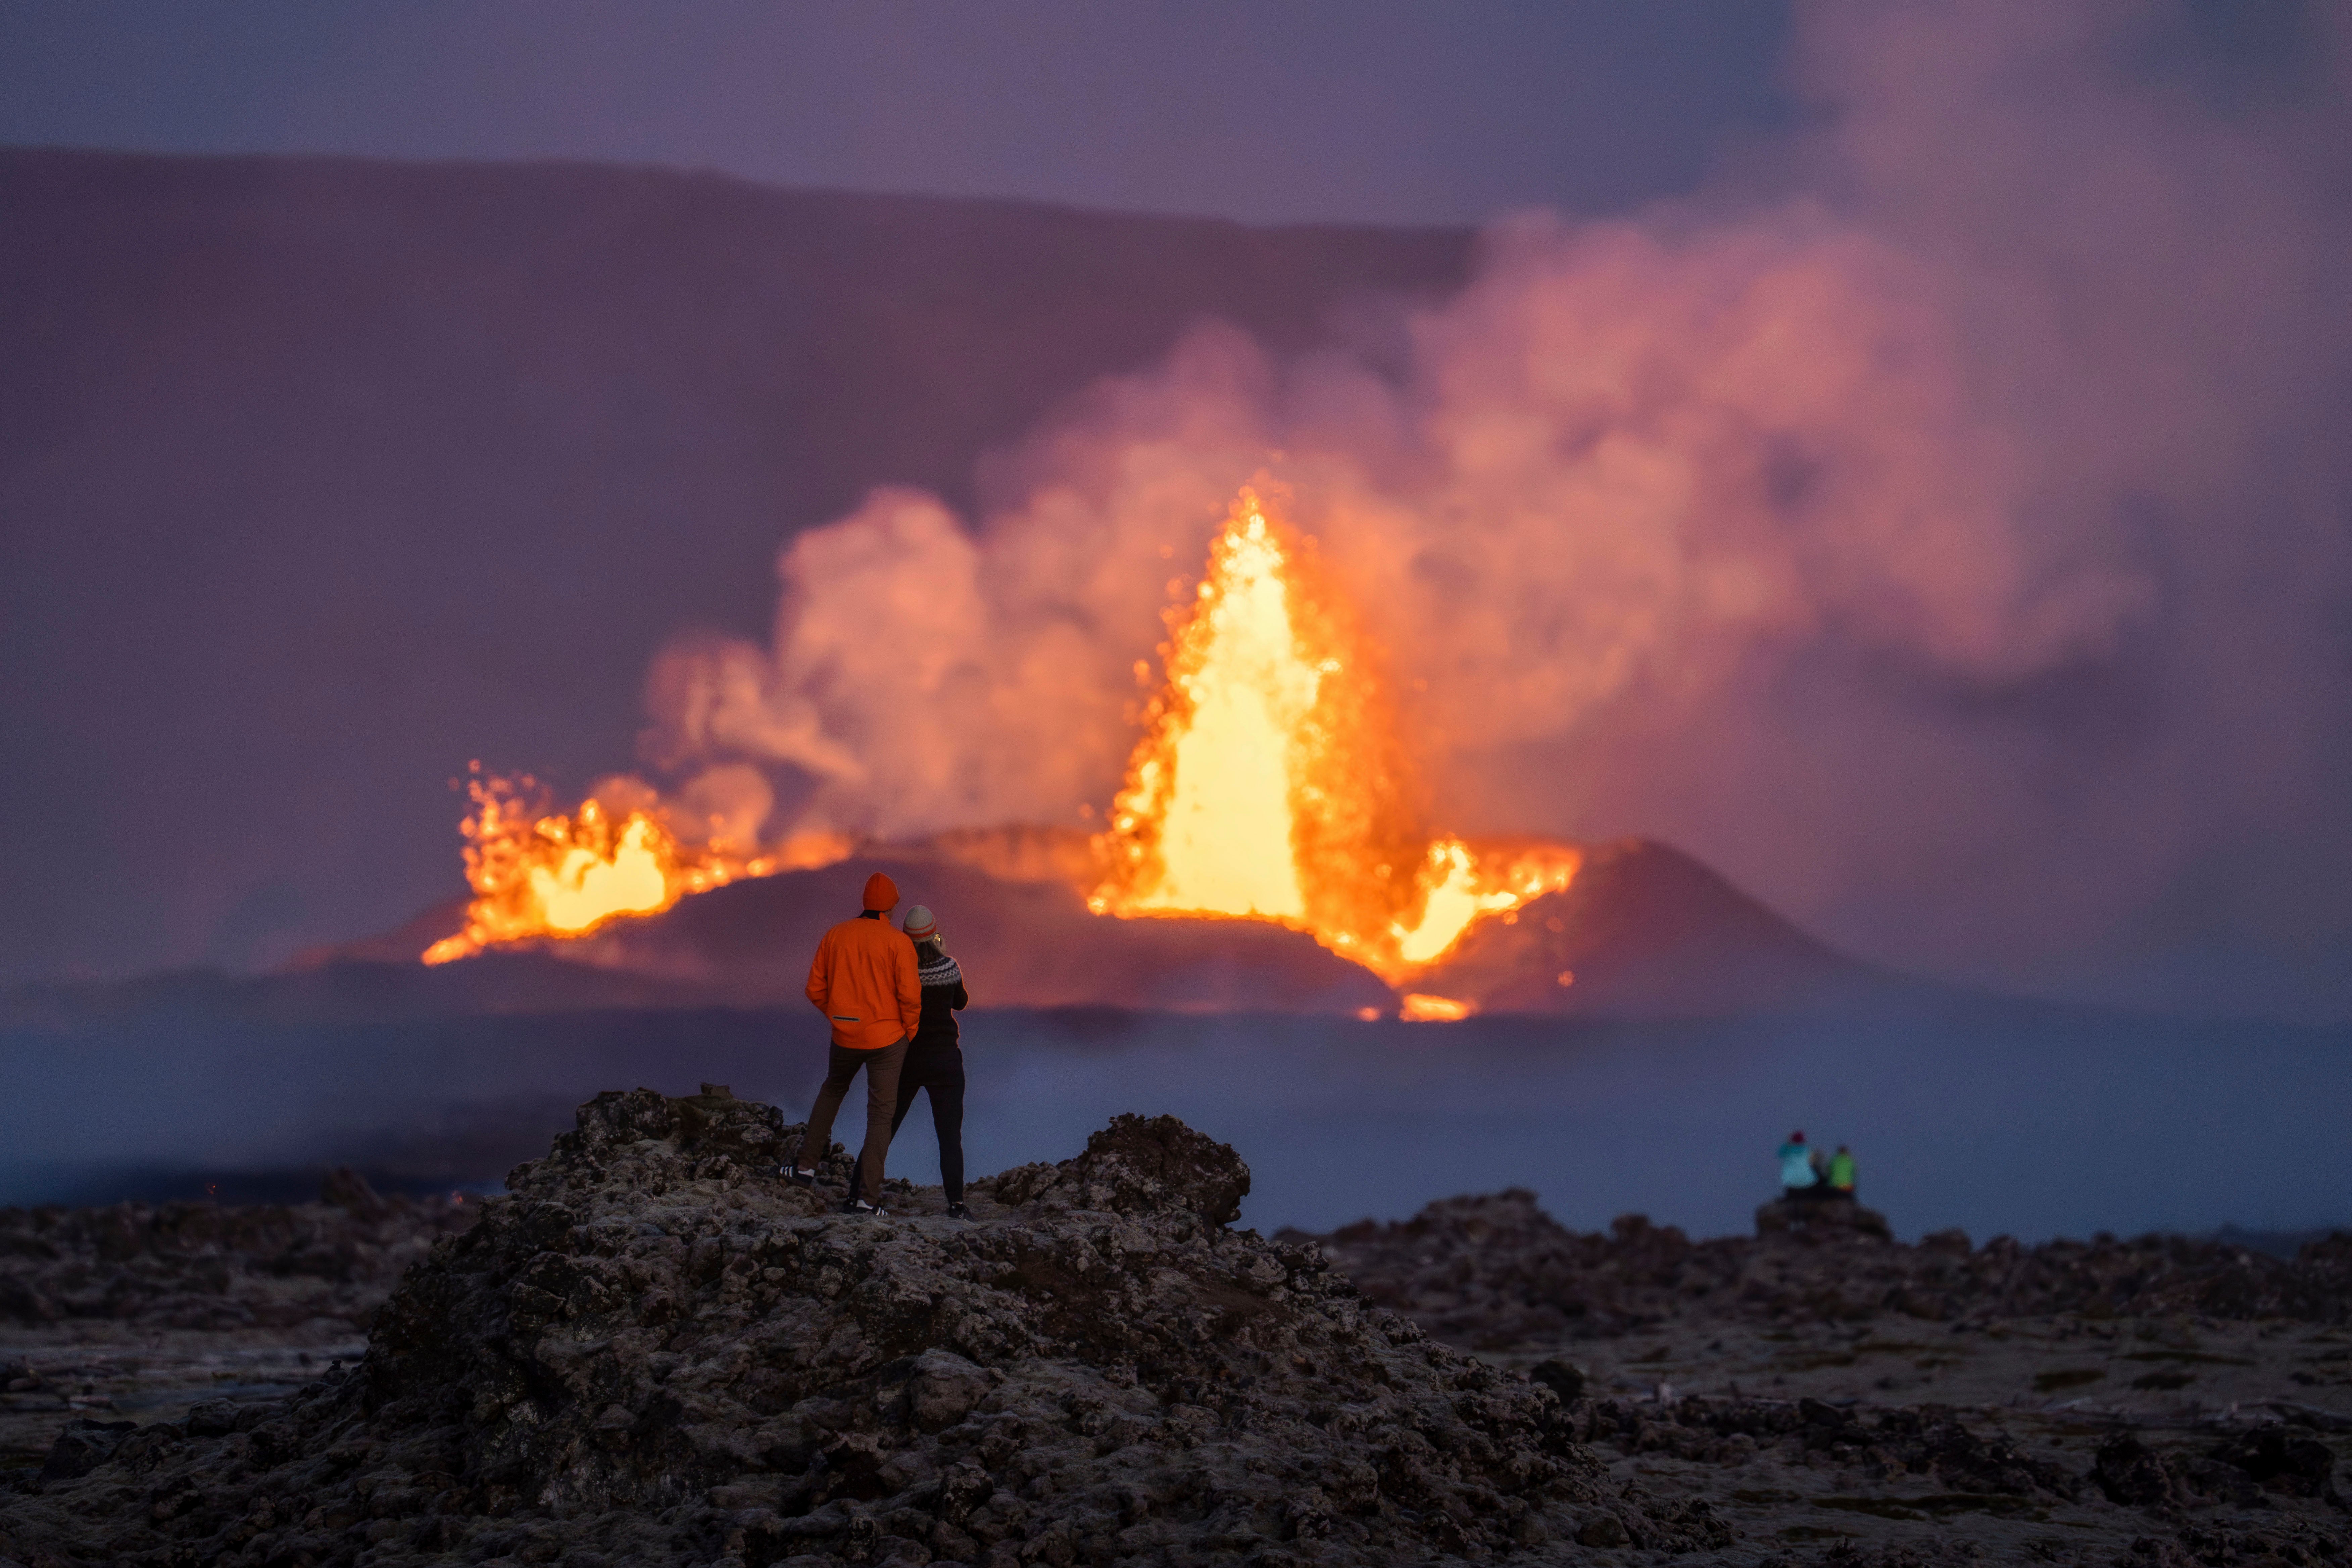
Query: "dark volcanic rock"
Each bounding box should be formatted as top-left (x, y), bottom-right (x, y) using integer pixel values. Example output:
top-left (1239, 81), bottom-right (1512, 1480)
top-left (985, 1113), bottom-right (1252, 1227)
top-left (1578, 1395), bottom-right (2079, 1503)
top-left (1414, 837), bottom-right (1902, 1018)
top-left (1753, 1195), bottom-right (1895, 1241)
top-left (1292, 1193), bottom-right (1748, 1345)
top-left (35, 1418), bottom-right (135, 1482)
top-left (2206, 1426), bottom-right (2340, 1502)
top-left (1296, 1190), bottom-right (2352, 1345)
top-left (2092, 1431), bottom-right (2283, 1513)
top-left (0, 1178), bottom-right (472, 1332)
top-left (0, 1090), bottom-right (1716, 1566)
top-left (1291, 1190), bottom-right (2352, 1565)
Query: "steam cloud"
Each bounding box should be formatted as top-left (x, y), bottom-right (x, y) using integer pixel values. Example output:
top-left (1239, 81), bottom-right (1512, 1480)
top-left (642, 3), bottom-right (2352, 1017)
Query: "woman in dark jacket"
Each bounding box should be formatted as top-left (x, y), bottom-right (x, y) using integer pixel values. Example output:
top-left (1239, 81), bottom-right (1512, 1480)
top-left (891, 904), bottom-right (971, 1217)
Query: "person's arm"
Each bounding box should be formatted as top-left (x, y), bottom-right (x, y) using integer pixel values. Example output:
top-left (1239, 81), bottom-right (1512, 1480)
top-left (895, 937), bottom-right (921, 1036)
top-left (951, 977), bottom-right (969, 1011)
top-left (805, 929), bottom-right (833, 1015)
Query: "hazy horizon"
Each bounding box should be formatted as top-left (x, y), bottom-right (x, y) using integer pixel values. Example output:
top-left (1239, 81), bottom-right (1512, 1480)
top-left (6, 1000), bottom-right (2347, 1245)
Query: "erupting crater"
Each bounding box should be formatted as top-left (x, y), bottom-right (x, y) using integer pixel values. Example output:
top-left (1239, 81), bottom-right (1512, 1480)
top-left (420, 769), bottom-right (843, 966)
top-left (1085, 490), bottom-right (1580, 1003)
top-left (420, 490), bottom-right (1586, 1015)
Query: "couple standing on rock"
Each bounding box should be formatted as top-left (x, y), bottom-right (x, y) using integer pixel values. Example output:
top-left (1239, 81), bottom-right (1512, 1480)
top-left (786, 871), bottom-right (971, 1218)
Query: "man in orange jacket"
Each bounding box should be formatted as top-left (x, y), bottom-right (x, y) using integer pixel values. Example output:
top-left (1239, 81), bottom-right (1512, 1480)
top-left (791, 871), bottom-right (922, 1213)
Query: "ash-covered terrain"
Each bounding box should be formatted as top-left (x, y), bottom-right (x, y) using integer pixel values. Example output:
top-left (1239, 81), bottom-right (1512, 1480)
top-left (2, 1091), bottom-right (2346, 1567)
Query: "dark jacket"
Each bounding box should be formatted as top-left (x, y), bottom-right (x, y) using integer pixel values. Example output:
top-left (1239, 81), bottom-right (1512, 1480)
top-left (910, 947), bottom-right (968, 1055)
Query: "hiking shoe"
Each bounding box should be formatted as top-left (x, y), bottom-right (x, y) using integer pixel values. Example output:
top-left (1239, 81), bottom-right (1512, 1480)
top-left (781, 1166), bottom-right (816, 1188)
top-left (945, 1202), bottom-right (972, 1220)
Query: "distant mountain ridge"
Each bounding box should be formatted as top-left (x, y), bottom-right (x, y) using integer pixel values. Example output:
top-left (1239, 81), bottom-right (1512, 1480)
top-left (1417, 837), bottom-right (1919, 1016)
top-left (0, 148), bottom-right (1473, 987)
top-left (6, 833), bottom-right (1927, 1027)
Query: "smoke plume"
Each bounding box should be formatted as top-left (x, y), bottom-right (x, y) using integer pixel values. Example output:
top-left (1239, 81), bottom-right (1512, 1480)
top-left (642, 1), bottom-right (2352, 1017)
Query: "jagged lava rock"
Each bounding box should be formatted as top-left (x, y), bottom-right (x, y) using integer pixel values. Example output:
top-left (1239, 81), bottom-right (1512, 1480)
top-left (0, 1171), bottom-right (471, 1333)
top-left (1297, 1189), bottom-right (2352, 1346)
top-left (0, 1089), bottom-right (1723, 1567)
top-left (1751, 1194), bottom-right (1893, 1241)
top-left (982, 1114), bottom-right (1251, 1228)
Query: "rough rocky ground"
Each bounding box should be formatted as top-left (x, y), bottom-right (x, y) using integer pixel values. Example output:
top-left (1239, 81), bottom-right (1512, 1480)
top-left (0, 1172), bottom-right (474, 1473)
top-left (1289, 1190), bottom-right (2352, 1565)
top-left (3, 1106), bottom-right (2346, 1567)
top-left (0, 1091), bottom-right (1722, 1567)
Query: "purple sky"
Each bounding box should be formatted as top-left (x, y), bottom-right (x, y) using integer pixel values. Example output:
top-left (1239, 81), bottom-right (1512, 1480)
top-left (2, 1), bottom-right (2347, 1022)
top-left (0, 2), bottom-right (1797, 224)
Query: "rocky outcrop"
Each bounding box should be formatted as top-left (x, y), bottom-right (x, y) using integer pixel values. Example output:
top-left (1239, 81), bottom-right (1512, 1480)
top-left (0, 1090), bottom-right (1722, 1567)
top-left (1752, 1194), bottom-right (1893, 1241)
top-left (981, 1115), bottom-right (1252, 1228)
top-left (2094, 1427), bottom-right (2342, 1512)
top-left (1579, 1394), bottom-right (2083, 1503)
top-left (1295, 1189), bottom-right (2352, 1345)
top-left (0, 1170), bottom-right (472, 1332)
top-left (1289, 1189), bottom-right (2352, 1567)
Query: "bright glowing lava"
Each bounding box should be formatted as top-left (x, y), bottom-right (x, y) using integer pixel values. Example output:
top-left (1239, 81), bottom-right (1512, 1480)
top-left (423, 490), bottom-right (1579, 1016)
top-left (1090, 490), bottom-right (1578, 1001)
top-left (420, 770), bottom-right (811, 965)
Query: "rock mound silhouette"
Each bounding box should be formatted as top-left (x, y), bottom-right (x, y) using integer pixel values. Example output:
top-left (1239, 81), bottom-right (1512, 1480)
top-left (572, 853), bottom-right (1393, 1014)
top-left (983, 1113), bottom-right (1253, 1228)
top-left (252, 835), bottom-right (1916, 1025)
top-left (1417, 838), bottom-right (1906, 1018)
top-left (3, 1089), bottom-right (1729, 1565)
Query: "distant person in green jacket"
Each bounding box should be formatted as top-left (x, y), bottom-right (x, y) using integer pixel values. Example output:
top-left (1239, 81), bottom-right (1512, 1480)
top-left (1828, 1144), bottom-right (1858, 1197)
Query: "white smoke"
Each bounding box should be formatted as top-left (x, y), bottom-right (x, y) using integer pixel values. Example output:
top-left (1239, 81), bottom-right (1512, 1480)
top-left (642, 1), bottom-right (2352, 1016)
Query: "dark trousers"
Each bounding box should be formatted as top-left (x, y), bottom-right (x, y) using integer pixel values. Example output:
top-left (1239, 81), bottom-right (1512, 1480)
top-left (802, 1038), bottom-right (906, 1205)
top-left (889, 1047), bottom-right (966, 1204)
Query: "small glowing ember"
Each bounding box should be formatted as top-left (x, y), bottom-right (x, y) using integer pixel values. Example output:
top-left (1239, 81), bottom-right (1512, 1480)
top-left (1092, 490), bottom-right (1580, 994)
top-left (421, 769), bottom-right (839, 965)
top-left (1399, 993), bottom-right (1477, 1023)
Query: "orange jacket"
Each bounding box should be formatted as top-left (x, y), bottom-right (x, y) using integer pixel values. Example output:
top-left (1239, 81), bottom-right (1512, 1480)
top-left (805, 913), bottom-right (921, 1049)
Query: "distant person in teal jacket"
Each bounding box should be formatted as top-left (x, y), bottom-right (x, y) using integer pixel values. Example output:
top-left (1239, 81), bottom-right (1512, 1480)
top-left (1778, 1130), bottom-right (1818, 1194)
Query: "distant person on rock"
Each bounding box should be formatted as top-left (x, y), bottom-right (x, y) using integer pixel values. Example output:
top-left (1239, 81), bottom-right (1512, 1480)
top-left (890, 903), bottom-right (973, 1220)
top-left (791, 871), bottom-right (921, 1215)
top-left (1829, 1144), bottom-right (1858, 1198)
top-left (1778, 1130), bottom-right (1820, 1197)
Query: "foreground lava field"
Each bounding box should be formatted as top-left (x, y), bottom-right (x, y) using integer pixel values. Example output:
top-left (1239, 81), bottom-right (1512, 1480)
top-left (2, 1093), bottom-right (2347, 1568)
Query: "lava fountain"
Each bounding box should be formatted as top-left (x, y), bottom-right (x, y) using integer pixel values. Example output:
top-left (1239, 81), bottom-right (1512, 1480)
top-left (1089, 490), bottom-right (1579, 996)
top-left (420, 769), bottom-right (829, 965)
top-left (422, 490), bottom-right (1579, 1014)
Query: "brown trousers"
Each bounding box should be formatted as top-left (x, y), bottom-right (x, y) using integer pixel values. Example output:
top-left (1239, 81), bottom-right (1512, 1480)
top-left (801, 1038), bottom-right (906, 1205)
